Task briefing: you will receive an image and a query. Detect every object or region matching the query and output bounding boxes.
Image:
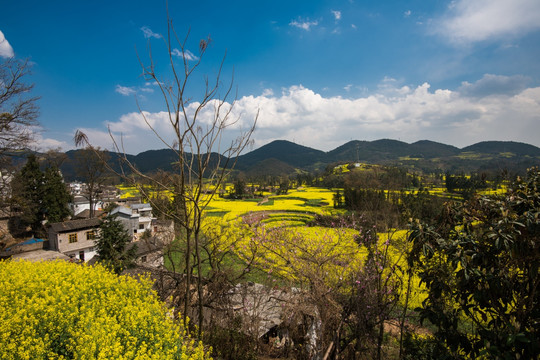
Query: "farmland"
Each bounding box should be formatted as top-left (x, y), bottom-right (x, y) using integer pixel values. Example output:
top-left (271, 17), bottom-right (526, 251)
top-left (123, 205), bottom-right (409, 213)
top-left (111, 164), bottom-right (537, 359)
top-left (117, 182), bottom-right (427, 309)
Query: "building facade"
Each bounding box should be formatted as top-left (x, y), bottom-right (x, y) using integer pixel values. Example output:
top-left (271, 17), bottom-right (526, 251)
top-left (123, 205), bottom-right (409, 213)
top-left (48, 218), bottom-right (101, 262)
top-left (110, 203), bottom-right (155, 241)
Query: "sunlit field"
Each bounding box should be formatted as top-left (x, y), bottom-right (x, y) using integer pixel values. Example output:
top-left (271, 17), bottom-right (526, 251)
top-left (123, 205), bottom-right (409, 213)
top-left (118, 183), bottom-right (431, 312)
top-left (208, 187), bottom-right (339, 220)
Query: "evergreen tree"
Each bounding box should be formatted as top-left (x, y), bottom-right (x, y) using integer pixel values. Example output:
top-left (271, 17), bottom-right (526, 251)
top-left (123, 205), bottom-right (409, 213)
top-left (42, 165), bottom-right (72, 223)
top-left (96, 215), bottom-right (138, 274)
top-left (10, 154), bottom-right (44, 236)
top-left (10, 155), bottom-right (73, 237)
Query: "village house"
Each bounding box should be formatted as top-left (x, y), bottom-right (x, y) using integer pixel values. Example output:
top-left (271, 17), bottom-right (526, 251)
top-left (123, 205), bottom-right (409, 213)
top-left (134, 219), bottom-right (174, 267)
top-left (48, 218), bottom-right (101, 262)
top-left (47, 203), bottom-right (170, 265)
top-left (68, 183), bottom-right (120, 216)
top-left (110, 203), bottom-right (155, 241)
top-left (69, 195), bottom-right (106, 217)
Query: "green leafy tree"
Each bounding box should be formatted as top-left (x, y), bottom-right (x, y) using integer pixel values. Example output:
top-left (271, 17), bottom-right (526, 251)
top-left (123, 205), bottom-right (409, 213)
top-left (408, 167), bottom-right (540, 359)
top-left (42, 165), bottom-right (72, 223)
top-left (232, 176), bottom-right (246, 199)
top-left (96, 215), bottom-right (138, 274)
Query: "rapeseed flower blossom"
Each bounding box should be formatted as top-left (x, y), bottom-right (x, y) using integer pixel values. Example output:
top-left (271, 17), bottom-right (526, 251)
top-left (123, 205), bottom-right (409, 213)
top-left (0, 260), bottom-right (211, 360)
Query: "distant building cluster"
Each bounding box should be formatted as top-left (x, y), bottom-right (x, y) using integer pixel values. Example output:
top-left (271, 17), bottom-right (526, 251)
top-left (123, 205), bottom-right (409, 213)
top-left (1, 181), bottom-right (174, 269)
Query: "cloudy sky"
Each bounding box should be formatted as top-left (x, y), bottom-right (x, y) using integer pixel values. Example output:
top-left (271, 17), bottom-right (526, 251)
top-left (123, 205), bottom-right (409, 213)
top-left (1, 0), bottom-right (540, 154)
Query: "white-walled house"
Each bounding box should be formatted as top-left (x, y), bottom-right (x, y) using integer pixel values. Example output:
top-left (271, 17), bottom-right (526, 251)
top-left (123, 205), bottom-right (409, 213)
top-left (70, 195), bottom-right (105, 217)
top-left (48, 218), bottom-right (101, 262)
top-left (69, 182), bottom-right (82, 195)
top-left (47, 203), bottom-right (167, 266)
top-left (110, 203), bottom-right (156, 241)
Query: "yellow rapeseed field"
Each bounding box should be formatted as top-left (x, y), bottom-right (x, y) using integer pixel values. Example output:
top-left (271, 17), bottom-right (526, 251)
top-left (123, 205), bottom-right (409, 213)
top-left (0, 260), bottom-right (210, 360)
top-left (119, 184), bottom-right (426, 310)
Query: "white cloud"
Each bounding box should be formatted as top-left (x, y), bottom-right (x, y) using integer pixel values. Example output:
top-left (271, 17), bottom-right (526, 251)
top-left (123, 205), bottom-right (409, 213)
top-left (171, 48), bottom-right (199, 61)
top-left (289, 18), bottom-right (319, 31)
top-left (140, 26), bottom-right (161, 39)
top-left (459, 74), bottom-right (531, 97)
top-left (0, 30), bottom-right (14, 58)
top-left (81, 79), bottom-right (540, 154)
top-left (433, 0), bottom-right (540, 44)
top-left (28, 127), bottom-right (71, 152)
top-left (262, 88), bottom-right (274, 97)
top-left (332, 10), bottom-right (342, 21)
top-left (115, 85), bottom-right (137, 96)
top-left (36, 137), bottom-right (71, 152)
top-left (140, 87), bottom-right (154, 93)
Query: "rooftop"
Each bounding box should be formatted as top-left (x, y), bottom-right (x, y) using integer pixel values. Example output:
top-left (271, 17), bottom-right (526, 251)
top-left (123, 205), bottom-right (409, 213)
top-left (49, 218), bottom-right (101, 233)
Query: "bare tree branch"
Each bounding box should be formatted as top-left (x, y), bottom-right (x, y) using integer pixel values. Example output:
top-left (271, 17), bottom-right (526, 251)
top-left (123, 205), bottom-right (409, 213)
top-left (74, 14), bottom-right (257, 335)
top-left (0, 58), bottom-right (39, 159)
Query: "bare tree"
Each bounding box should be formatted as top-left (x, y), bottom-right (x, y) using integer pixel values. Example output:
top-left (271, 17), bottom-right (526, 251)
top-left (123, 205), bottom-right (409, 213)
top-left (0, 58), bottom-right (39, 160)
top-left (75, 15), bottom-right (257, 333)
top-left (74, 147), bottom-right (110, 218)
top-left (0, 58), bottom-right (39, 209)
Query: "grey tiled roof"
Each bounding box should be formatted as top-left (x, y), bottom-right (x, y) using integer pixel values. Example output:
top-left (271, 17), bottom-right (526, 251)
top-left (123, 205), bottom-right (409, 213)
top-left (49, 218), bottom-right (101, 233)
top-left (110, 206), bottom-right (132, 217)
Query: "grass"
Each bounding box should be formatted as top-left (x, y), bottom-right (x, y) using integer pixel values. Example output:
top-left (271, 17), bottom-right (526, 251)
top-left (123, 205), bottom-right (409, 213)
top-left (163, 239), bottom-right (271, 284)
top-left (205, 211), bottom-right (230, 217)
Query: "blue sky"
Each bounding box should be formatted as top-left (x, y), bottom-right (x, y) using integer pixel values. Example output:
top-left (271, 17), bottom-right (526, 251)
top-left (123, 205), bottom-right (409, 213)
top-left (1, 0), bottom-right (540, 154)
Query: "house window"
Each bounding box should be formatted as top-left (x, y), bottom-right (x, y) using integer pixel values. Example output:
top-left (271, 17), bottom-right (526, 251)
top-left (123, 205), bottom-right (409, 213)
top-left (69, 234), bottom-right (77, 243)
top-left (86, 230), bottom-right (96, 240)
top-left (139, 224), bottom-right (145, 230)
top-left (141, 255), bottom-right (147, 262)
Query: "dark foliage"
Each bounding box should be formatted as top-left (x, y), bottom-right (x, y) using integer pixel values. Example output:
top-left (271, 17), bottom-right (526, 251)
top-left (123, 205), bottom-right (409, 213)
top-left (42, 165), bottom-right (73, 223)
top-left (96, 215), bottom-right (138, 274)
top-left (9, 155), bottom-right (71, 237)
top-left (407, 167), bottom-right (540, 359)
top-left (399, 188), bottom-right (446, 225)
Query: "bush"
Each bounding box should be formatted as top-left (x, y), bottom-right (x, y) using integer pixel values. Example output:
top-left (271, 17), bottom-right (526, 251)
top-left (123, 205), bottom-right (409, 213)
top-left (0, 260), bottom-right (210, 359)
top-left (408, 167), bottom-right (540, 358)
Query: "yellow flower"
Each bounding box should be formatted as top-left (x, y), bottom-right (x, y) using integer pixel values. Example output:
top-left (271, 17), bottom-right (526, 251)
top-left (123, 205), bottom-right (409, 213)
top-left (0, 260), bottom-right (211, 360)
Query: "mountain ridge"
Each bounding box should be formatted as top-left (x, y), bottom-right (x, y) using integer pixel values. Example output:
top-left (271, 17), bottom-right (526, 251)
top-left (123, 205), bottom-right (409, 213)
top-left (19, 139), bottom-right (540, 180)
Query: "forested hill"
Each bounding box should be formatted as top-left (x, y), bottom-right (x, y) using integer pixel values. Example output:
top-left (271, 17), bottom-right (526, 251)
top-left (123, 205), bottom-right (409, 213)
top-left (23, 139), bottom-right (540, 181)
top-left (233, 139), bottom-right (540, 175)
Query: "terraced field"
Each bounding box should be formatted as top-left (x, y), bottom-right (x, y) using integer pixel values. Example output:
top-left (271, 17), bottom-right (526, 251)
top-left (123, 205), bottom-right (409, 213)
top-left (118, 184), bottom-right (426, 310)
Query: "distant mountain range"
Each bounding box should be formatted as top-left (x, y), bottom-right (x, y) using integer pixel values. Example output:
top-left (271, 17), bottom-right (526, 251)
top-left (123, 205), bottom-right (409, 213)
top-left (231, 139), bottom-right (540, 176)
top-left (49, 139), bottom-right (540, 180)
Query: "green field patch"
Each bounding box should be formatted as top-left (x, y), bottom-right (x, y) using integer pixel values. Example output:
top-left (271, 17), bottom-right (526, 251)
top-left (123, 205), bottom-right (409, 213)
top-left (398, 156), bottom-right (421, 161)
top-left (205, 211), bottom-right (230, 217)
top-left (269, 196), bottom-right (309, 201)
top-left (303, 198), bottom-right (329, 207)
top-left (241, 198), bottom-right (263, 202)
top-left (263, 220), bottom-right (308, 228)
top-left (456, 152), bottom-right (493, 160)
top-left (258, 198), bottom-right (274, 206)
top-left (264, 212), bottom-right (314, 223)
